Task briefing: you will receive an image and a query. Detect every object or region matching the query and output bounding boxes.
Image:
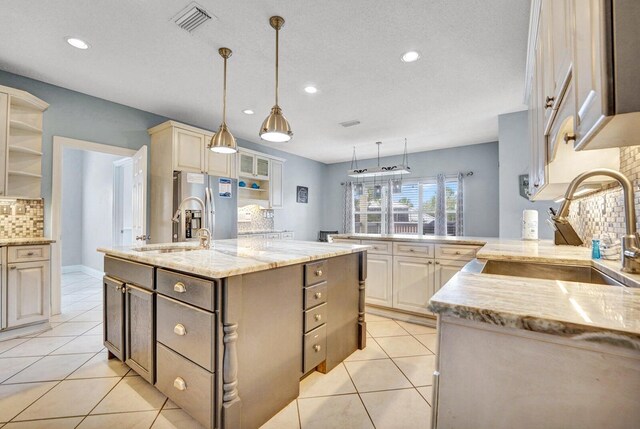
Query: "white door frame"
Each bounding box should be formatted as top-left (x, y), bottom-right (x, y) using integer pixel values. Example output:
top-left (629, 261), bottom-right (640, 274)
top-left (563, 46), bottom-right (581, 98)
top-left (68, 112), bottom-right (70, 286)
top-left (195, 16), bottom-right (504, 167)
top-left (112, 157), bottom-right (134, 247)
top-left (51, 136), bottom-right (139, 315)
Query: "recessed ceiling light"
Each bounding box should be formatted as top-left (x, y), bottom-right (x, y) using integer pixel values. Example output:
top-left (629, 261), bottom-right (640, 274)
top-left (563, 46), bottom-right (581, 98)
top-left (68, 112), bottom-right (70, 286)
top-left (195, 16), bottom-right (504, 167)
top-left (242, 109), bottom-right (254, 115)
top-left (304, 86), bottom-right (318, 94)
top-left (401, 51), bottom-right (420, 63)
top-left (66, 37), bottom-right (90, 50)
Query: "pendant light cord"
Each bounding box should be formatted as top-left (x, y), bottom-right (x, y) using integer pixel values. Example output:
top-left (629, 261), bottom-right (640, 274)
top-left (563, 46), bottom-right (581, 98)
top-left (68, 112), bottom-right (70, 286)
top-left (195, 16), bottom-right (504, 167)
top-left (275, 26), bottom-right (279, 107)
top-left (223, 55), bottom-right (227, 124)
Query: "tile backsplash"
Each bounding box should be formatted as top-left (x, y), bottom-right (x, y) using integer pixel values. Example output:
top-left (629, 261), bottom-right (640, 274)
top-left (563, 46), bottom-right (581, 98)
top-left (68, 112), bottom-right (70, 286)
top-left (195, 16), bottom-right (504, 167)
top-left (567, 146), bottom-right (640, 245)
top-left (0, 198), bottom-right (45, 238)
top-left (237, 204), bottom-right (274, 233)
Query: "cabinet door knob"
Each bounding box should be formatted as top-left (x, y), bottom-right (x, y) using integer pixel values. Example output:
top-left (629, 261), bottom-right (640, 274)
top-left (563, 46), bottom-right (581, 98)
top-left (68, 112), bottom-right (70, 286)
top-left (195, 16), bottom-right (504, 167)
top-left (313, 344), bottom-right (322, 352)
top-left (174, 282), bottom-right (187, 293)
top-left (314, 292), bottom-right (322, 299)
top-left (545, 96), bottom-right (555, 109)
top-left (9, 266), bottom-right (16, 270)
top-left (455, 251), bottom-right (461, 255)
top-left (173, 377), bottom-right (187, 391)
top-left (428, 261), bottom-right (433, 265)
top-left (174, 323), bottom-right (187, 336)
top-left (314, 314), bottom-right (322, 321)
top-left (115, 285), bottom-right (122, 291)
top-left (435, 261), bottom-right (440, 265)
top-left (315, 269), bottom-right (323, 277)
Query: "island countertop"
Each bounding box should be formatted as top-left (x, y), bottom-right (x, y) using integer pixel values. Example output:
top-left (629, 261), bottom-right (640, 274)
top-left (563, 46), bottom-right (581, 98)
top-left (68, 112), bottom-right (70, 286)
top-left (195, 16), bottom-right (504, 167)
top-left (98, 238), bottom-right (369, 279)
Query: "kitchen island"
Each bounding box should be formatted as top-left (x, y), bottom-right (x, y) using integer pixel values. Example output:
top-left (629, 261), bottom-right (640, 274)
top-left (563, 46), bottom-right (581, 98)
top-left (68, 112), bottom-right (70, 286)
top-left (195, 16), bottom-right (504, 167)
top-left (98, 238), bottom-right (368, 429)
top-left (428, 240), bottom-right (640, 429)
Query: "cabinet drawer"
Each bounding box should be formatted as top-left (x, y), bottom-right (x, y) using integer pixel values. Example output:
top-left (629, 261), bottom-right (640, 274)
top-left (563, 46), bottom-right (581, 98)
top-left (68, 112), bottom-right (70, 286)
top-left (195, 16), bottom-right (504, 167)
top-left (305, 260), bottom-right (327, 286)
top-left (281, 232), bottom-right (294, 240)
top-left (104, 256), bottom-right (154, 290)
top-left (304, 282), bottom-right (327, 310)
top-left (435, 245), bottom-right (481, 261)
top-left (266, 233), bottom-right (281, 239)
top-left (7, 245), bottom-right (49, 263)
top-left (156, 343), bottom-right (214, 429)
top-left (362, 240), bottom-right (393, 255)
top-left (393, 242), bottom-right (434, 258)
top-left (303, 324), bottom-right (327, 373)
top-left (331, 238), bottom-right (360, 244)
top-left (304, 303), bottom-right (327, 333)
top-left (157, 269), bottom-right (215, 312)
top-left (157, 295), bottom-right (215, 372)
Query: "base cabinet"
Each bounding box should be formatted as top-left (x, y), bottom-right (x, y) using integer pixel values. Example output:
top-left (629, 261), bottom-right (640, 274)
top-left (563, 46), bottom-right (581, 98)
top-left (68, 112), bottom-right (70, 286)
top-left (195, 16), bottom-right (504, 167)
top-left (7, 260), bottom-right (50, 328)
top-left (393, 256), bottom-right (435, 315)
top-left (365, 254), bottom-right (393, 307)
top-left (103, 276), bottom-right (125, 360)
top-left (125, 284), bottom-right (154, 383)
top-left (435, 260), bottom-right (468, 294)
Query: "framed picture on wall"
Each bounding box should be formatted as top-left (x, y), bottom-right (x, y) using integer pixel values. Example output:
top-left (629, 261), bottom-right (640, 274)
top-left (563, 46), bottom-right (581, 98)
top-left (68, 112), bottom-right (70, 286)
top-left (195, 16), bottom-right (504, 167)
top-left (296, 186), bottom-right (308, 204)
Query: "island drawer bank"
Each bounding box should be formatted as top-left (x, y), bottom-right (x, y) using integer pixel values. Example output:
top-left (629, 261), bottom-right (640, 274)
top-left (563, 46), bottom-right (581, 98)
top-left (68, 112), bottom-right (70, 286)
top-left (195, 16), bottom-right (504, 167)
top-left (99, 239), bottom-right (367, 429)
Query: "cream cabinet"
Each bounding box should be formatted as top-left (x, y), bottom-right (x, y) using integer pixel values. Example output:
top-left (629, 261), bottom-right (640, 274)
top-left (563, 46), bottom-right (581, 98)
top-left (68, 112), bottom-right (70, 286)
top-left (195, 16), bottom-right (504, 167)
top-left (572, 0), bottom-right (640, 150)
top-left (435, 259), bottom-right (467, 293)
top-left (6, 245), bottom-right (51, 329)
top-left (526, 0), bottom-right (621, 201)
top-left (393, 256), bottom-right (434, 315)
top-left (238, 150), bottom-right (270, 180)
top-left (0, 85), bottom-right (48, 198)
top-left (365, 254), bottom-right (393, 307)
top-left (148, 121), bottom-right (236, 179)
top-left (269, 160), bottom-right (284, 209)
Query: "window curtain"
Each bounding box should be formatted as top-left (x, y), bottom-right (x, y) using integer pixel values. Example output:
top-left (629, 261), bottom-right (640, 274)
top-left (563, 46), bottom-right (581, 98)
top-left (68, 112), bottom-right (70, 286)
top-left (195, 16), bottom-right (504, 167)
top-left (386, 179), bottom-right (394, 234)
top-left (343, 181), bottom-right (354, 233)
top-left (435, 173), bottom-right (446, 236)
top-left (456, 172), bottom-right (464, 236)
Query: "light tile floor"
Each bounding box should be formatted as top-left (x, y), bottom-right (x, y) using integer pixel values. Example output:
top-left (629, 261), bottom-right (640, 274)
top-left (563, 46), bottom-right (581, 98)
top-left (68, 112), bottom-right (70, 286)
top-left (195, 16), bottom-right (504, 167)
top-left (0, 273), bottom-right (437, 429)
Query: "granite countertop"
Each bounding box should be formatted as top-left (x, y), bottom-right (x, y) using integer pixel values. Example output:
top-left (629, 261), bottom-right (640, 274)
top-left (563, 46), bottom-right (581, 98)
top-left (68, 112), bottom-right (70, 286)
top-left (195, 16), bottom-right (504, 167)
top-left (238, 230), bottom-right (293, 235)
top-left (428, 238), bottom-right (640, 350)
top-left (0, 237), bottom-right (55, 245)
top-left (98, 238), bottom-right (368, 279)
top-left (329, 233), bottom-right (492, 246)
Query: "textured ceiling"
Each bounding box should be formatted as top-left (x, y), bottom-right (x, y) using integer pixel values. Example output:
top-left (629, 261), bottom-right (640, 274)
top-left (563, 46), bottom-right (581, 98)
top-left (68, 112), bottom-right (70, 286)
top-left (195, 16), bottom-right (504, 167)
top-left (0, 0), bottom-right (530, 163)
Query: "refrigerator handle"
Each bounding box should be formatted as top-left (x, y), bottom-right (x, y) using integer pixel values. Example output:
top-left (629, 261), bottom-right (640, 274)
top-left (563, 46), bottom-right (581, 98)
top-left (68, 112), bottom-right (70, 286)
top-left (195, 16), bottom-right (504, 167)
top-left (205, 186), bottom-right (214, 234)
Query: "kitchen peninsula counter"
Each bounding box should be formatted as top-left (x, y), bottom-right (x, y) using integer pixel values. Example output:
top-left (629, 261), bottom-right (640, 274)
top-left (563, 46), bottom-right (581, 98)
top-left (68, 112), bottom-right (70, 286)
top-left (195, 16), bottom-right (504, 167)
top-left (98, 238), bottom-right (368, 429)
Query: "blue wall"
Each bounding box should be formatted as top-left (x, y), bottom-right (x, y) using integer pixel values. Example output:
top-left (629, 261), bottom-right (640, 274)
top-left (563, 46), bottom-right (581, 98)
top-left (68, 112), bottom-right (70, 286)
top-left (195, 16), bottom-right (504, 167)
top-left (322, 142), bottom-right (500, 237)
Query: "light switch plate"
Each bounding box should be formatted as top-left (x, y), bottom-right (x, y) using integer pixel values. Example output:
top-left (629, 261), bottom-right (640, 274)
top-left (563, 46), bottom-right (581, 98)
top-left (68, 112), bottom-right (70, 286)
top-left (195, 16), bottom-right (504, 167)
top-left (15, 204), bottom-right (25, 215)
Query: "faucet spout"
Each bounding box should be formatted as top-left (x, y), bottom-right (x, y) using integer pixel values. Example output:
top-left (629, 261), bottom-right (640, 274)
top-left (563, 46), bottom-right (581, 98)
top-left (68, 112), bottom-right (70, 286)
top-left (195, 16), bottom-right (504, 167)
top-left (553, 169), bottom-right (640, 273)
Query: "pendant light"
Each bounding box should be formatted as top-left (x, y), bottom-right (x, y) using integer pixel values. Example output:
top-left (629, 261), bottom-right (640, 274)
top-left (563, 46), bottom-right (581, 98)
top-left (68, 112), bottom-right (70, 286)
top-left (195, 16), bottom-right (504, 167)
top-left (209, 47), bottom-right (237, 154)
top-left (259, 16), bottom-right (293, 143)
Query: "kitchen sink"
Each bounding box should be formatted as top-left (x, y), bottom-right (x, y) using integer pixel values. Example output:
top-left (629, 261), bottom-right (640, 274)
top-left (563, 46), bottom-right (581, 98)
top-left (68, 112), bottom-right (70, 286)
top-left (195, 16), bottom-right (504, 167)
top-left (463, 259), bottom-right (623, 286)
top-left (133, 246), bottom-right (201, 254)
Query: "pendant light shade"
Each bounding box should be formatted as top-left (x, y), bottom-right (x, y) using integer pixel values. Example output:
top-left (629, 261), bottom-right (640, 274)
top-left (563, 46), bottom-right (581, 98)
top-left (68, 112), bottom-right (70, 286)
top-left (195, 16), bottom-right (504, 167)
top-left (260, 16), bottom-right (293, 143)
top-left (209, 47), bottom-right (238, 154)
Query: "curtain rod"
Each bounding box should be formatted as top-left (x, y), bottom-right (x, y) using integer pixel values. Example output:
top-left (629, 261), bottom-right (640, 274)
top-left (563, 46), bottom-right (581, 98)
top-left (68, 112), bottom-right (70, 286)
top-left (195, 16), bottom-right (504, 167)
top-left (340, 171), bottom-right (473, 186)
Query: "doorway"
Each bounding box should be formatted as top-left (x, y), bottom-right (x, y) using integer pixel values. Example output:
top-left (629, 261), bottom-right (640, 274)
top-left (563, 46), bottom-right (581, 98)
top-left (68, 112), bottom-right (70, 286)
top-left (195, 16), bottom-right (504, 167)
top-left (51, 136), bottom-right (147, 315)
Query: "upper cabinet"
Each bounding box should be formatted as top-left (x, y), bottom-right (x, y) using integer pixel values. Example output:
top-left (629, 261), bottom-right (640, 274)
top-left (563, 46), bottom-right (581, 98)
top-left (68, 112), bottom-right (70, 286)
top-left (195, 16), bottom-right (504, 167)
top-left (148, 121), bottom-right (236, 179)
top-left (0, 85), bottom-right (48, 198)
top-left (237, 148), bottom-right (285, 209)
top-left (572, 0), bottom-right (640, 150)
top-left (526, 0), bottom-right (622, 201)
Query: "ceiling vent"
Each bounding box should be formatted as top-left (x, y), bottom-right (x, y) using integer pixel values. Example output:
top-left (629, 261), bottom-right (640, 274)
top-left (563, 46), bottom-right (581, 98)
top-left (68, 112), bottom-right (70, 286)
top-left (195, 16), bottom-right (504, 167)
top-left (340, 120), bottom-right (361, 128)
top-left (173, 2), bottom-right (215, 32)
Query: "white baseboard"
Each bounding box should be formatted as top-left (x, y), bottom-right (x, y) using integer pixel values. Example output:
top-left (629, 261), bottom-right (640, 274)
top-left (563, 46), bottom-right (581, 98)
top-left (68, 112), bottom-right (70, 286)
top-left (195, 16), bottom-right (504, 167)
top-left (61, 265), bottom-right (104, 279)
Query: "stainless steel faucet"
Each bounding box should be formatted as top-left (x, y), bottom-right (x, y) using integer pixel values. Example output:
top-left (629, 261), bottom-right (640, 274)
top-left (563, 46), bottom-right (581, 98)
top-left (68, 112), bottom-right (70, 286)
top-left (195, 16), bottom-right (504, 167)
top-left (552, 168), bottom-right (640, 273)
top-left (172, 197), bottom-right (211, 249)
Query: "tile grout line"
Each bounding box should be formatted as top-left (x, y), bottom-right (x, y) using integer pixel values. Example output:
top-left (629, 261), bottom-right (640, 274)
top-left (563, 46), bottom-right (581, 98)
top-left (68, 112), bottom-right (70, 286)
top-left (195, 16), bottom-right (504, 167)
top-left (341, 362), bottom-right (378, 429)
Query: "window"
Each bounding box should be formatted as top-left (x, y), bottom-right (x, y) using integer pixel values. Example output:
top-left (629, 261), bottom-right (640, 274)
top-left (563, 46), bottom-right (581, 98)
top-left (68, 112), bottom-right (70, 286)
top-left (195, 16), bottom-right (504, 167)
top-left (352, 178), bottom-right (461, 236)
top-left (353, 183), bottom-right (387, 234)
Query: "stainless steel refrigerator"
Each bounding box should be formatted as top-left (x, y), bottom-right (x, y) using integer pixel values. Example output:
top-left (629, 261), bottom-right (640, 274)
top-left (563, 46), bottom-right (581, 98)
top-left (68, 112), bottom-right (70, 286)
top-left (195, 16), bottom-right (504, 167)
top-left (172, 171), bottom-right (237, 242)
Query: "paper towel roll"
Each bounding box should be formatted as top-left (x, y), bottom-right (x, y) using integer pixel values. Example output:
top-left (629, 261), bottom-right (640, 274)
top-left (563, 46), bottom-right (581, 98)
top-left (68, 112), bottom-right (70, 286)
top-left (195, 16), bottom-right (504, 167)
top-left (522, 210), bottom-right (538, 240)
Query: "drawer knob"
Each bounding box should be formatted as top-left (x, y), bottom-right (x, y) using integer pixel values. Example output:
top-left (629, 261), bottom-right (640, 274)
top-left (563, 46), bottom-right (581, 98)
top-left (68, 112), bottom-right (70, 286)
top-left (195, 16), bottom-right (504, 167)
top-left (455, 251), bottom-right (461, 255)
top-left (314, 314), bottom-right (322, 321)
top-left (27, 252), bottom-right (35, 256)
top-left (409, 249), bottom-right (414, 252)
top-left (313, 344), bottom-right (322, 352)
top-left (174, 323), bottom-right (187, 336)
top-left (315, 269), bottom-right (323, 277)
top-left (174, 282), bottom-right (187, 293)
top-left (173, 377), bottom-right (187, 391)
top-left (314, 292), bottom-right (322, 299)
top-left (9, 265), bottom-right (16, 270)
